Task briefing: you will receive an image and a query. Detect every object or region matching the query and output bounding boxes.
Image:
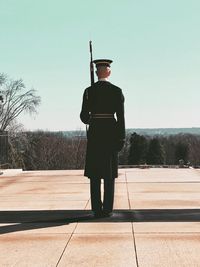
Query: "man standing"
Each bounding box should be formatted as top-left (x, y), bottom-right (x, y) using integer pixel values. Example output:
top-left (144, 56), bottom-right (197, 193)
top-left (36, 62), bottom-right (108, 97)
top-left (80, 59), bottom-right (125, 217)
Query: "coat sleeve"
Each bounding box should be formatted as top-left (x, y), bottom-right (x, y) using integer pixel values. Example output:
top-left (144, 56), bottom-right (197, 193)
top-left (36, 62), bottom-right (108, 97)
top-left (116, 89), bottom-right (125, 141)
top-left (80, 89), bottom-right (90, 124)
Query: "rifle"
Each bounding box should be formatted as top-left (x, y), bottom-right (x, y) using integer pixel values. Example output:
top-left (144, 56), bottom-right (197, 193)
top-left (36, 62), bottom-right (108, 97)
top-left (89, 41), bottom-right (94, 85)
top-left (86, 41), bottom-right (94, 139)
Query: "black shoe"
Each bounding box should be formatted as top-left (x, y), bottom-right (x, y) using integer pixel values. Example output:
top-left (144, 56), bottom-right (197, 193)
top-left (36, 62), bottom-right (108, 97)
top-left (102, 211), bottom-right (113, 217)
top-left (93, 211), bottom-right (103, 218)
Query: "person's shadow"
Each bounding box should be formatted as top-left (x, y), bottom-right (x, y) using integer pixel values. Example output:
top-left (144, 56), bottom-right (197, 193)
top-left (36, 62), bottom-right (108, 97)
top-left (1, 209), bottom-right (200, 235)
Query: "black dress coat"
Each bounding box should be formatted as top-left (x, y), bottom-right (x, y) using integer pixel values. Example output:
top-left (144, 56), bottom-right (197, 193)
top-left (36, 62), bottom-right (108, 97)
top-left (80, 81), bottom-right (125, 180)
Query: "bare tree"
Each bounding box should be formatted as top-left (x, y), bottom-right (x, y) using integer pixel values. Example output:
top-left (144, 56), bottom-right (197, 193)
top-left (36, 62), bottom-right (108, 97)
top-left (0, 73), bottom-right (41, 131)
top-left (21, 131), bottom-right (87, 170)
top-left (7, 121), bottom-right (29, 169)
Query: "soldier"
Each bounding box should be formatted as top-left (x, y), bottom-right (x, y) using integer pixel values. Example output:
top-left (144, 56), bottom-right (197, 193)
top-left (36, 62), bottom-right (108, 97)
top-left (80, 59), bottom-right (125, 218)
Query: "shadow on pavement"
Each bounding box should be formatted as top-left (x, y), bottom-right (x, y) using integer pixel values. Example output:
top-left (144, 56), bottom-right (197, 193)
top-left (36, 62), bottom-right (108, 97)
top-left (1, 209), bottom-right (200, 235)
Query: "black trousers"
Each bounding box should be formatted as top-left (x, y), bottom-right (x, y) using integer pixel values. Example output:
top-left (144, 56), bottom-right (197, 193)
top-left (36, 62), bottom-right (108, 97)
top-left (90, 178), bottom-right (115, 213)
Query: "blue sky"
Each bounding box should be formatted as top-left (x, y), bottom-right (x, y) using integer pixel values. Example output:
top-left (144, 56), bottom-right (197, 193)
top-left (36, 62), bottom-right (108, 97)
top-left (0, 0), bottom-right (200, 130)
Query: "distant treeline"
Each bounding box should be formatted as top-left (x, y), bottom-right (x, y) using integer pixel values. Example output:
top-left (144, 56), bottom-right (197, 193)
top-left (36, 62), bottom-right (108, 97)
top-left (126, 128), bottom-right (200, 136)
top-left (62, 128), bottom-right (200, 137)
top-left (119, 132), bottom-right (200, 166)
top-left (5, 131), bottom-right (200, 170)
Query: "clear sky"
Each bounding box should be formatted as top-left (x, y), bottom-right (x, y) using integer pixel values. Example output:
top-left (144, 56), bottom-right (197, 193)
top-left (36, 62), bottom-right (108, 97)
top-left (0, 0), bottom-right (200, 131)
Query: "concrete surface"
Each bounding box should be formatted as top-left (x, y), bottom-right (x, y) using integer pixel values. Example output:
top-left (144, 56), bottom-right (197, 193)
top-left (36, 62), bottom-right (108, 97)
top-left (1, 168), bottom-right (200, 266)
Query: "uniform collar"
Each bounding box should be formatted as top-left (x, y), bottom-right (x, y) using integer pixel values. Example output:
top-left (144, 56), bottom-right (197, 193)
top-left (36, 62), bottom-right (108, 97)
top-left (98, 78), bottom-right (109, 82)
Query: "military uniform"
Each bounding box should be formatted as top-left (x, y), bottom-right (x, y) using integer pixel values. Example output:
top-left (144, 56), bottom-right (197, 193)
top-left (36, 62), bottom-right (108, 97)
top-left (80, 59), bottom-right (125, 216)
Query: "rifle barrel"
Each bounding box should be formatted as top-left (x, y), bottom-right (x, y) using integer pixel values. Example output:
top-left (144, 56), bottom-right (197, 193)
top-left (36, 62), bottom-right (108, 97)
top-left (89, 41), bottom-right (94, 85)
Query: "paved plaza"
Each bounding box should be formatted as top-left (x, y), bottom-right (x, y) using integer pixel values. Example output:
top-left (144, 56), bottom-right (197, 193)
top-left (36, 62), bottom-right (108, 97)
top-left (1, 168), bottom-right (200, 266)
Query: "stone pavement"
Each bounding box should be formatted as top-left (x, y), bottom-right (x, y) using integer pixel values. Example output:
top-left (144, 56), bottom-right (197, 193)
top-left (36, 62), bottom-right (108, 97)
top-left (1, 168), bottom-right (200, 267)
